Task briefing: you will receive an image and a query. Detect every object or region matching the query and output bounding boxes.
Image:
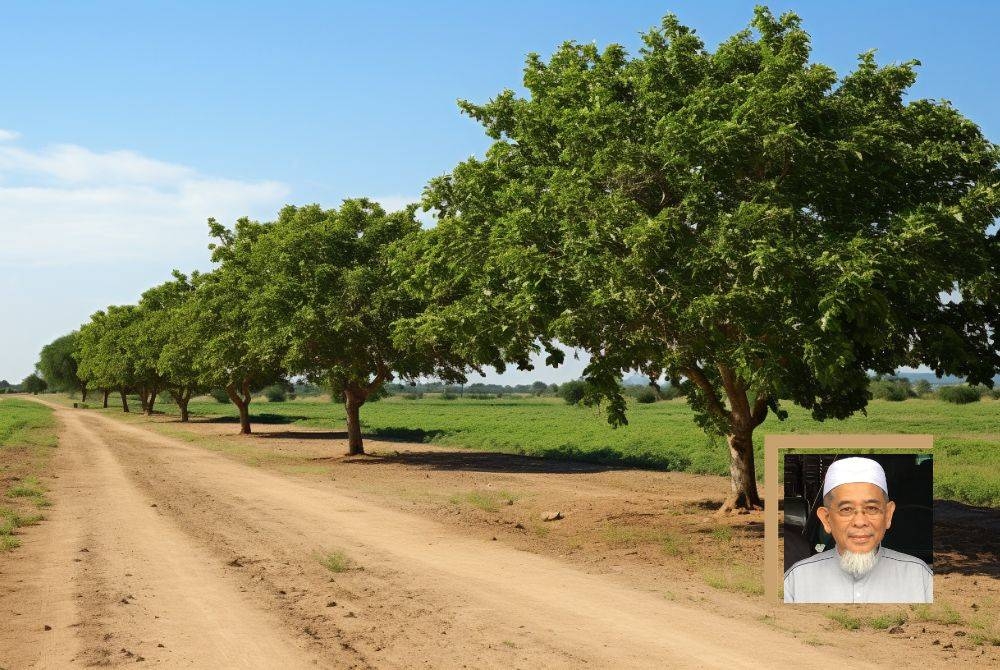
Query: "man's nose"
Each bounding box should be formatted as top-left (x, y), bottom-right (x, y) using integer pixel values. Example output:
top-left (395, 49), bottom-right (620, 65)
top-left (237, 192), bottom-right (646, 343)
top-left (850, 513), bottom-right (871, 527)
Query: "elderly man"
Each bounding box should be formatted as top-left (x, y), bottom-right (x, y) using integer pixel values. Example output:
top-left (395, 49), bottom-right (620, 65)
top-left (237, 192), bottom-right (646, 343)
top-left (784, 456), bottom-right (932, 603)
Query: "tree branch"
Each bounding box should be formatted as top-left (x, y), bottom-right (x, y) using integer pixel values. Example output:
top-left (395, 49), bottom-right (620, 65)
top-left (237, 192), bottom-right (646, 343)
top-left (717, 364), bottom-right (752, 422)
top-left (751, 391), bottom-right (770, 427)
top-left (682, 364), bottom-right (732, 423)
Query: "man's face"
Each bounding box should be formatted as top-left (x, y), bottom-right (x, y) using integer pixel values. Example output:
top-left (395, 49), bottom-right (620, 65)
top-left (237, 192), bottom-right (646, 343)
top-left (816, 482), bottom-right (896, 554)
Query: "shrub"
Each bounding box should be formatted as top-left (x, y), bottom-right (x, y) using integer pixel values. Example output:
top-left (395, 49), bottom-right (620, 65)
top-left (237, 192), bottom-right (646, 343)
top-left (660, 384), bottom-right (681, 400)
top-left (937, 385), bottom-right (981, 404)
top-left (869, 377), bottom-right (913, 401)
top-left (263, 385), bottom-right (287, 402)
top-left (560, 380), bottom-right (588, 405)
top-left (209, 388), bottom-right (230, 403)
top-left (633, 387), bottom-right (658, 404)
top-left (400, 392), bottom-right (423, 400)
top-left (912, 379), bottom-right (932, 396)
top-left (440, 390), bottom-right (458, 400)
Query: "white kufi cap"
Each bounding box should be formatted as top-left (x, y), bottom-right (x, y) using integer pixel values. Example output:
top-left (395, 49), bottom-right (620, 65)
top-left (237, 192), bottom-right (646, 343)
top-left (822, 457), bottom-right (888, 497)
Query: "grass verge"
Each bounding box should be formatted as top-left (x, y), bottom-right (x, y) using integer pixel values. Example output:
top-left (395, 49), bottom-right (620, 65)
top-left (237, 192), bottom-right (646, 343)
top-left (0, 398), bottom-right (57, 552)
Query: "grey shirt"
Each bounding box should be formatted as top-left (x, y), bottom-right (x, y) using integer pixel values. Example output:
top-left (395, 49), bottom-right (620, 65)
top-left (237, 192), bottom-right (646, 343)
top-left (784, 545), bottom-right (933, 603)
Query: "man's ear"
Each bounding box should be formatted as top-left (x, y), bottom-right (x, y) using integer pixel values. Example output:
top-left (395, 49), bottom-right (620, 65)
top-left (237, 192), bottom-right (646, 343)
top-left (816, 506), bottom-right (832, 534)
top-left (884, 500), bottom-right (896, 530)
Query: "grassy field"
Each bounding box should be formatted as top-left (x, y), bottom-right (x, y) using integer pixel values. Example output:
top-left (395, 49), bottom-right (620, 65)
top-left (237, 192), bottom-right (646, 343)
top-left (0, 397), bottom-right (57, 551)
top-left (77, 392), bottom-right (999, 507)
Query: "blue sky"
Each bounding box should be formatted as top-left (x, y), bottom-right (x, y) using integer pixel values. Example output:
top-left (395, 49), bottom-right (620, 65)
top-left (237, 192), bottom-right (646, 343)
top-left (2, 1), bottom-right (998, 384)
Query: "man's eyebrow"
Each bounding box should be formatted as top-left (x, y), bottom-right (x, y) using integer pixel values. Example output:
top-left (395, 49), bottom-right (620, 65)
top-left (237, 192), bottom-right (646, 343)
top-left (835, 499), bottom-right (883, 506)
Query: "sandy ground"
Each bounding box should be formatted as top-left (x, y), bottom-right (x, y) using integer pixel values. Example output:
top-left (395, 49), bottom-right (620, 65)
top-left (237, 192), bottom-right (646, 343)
top-left (1, 400), bottom-right (996, 668)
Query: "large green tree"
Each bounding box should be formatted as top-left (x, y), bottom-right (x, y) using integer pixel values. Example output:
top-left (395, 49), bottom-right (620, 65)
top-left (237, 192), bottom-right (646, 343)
top-left (21, 372), bottom-right (47, 394)
top-left (411, 7), bottom-right (1000, 511)
top-left (77, 305), bottom-right (141, 412)
top-left (154, 271), bottom-right (205, 422)
top-left (37, 331), bottom-right (87, 400)
top-left (196, 219), bottom-right (287, 434)
top-left (241, 200), bottom-right (469, 454)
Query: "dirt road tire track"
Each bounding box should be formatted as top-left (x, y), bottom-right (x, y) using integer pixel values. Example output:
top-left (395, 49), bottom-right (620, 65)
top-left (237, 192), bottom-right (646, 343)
top-left (4, 400), bottom-right (884, 668)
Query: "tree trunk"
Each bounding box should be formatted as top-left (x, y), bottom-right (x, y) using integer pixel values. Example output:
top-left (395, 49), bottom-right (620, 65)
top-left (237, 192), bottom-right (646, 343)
top-left (102, 389), bottom-right (110, 408)
top-left (718, 427), bottom-right (763, 514)
top-left (176, 389), bottom-right (191, 422)
top-left (120, 389), bottom-right (130, 413)
top-left (344, 389), bottom-right (365, 455)
top-left (81, 385), bottom-right (88, 403)
top-left (226, 382), bottom-right (252, 435)
top-left (146, 389), bottom-right (157, 416)
top-left (137, 387), bottom-right (149, 413)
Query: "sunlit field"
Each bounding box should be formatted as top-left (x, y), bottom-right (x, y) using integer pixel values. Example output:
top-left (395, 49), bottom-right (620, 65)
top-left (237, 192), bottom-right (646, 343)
top-left (87, 392), bottom-right (999, 507)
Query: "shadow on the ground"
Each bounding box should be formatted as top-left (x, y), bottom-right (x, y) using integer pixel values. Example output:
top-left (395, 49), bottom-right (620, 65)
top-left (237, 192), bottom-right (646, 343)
top-left (933, 499), bottom-right (1000, 578)
top-left (348, 449), bottom-right (631, 474)
top-left (259, 430), bottom-right (349, 440)
top-left (371, 427), bottom-right (447, 443)
top-left (206, 414), bottom-right (307, 425)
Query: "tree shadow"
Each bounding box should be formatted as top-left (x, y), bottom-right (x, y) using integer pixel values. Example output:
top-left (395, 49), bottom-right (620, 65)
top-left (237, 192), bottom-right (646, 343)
top-left (933, 499), bottom-right (1000, 578)
top-left (258, 431), bottom-right (349, 440)
top-left (206, 413), bottom-right (307, 425)
top-left (348, 449), bottom-right (630, 474)
top-left (370, 427), bottom-right (447, 443)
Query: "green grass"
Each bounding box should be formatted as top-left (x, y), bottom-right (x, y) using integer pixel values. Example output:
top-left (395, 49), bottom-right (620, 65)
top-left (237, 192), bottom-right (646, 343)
top-left (91, 393), bottom-right (1000, 507)
top-left (700, 564), bottom-right (763, 596)
top-left (0, 398), bottom-right (57, 449)
top-left (449, 489), bottom-right (519, 512)
top-left (868, 612), bottom-right (908, 629)
top-left (826, 611), bottom-right (862, 630)
top-left (319, 550), bottom-right (352, 573)
top-left (911, 602), bottom-right (963, 625)
top-left (0, 398), bottom-right (58, 551)
top-left (710, 526), bottom-right (733, 542)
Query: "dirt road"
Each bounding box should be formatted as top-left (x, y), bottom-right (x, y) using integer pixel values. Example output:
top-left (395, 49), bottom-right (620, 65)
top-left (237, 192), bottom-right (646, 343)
top-left (1, 400), bottom-right (991, 668)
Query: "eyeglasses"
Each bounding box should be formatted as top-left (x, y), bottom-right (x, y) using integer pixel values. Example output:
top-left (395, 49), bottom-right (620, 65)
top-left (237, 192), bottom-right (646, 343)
top-left (834, 505), bottom-right (885, 519)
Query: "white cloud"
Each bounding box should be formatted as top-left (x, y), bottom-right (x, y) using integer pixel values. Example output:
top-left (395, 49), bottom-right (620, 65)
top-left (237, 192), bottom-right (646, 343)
top-left (0, 133), bottom-right (289, 267)
top-left (0, 129), bottom-right (20, 142)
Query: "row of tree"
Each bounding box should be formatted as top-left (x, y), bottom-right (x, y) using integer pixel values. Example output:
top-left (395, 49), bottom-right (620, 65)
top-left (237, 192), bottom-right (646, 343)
top-left (31, 8), bottom-right (999, 511)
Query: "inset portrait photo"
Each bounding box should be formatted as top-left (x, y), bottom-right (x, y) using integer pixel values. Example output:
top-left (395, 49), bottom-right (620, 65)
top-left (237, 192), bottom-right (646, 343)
top-left (783, 453), bottom-right (933, 604)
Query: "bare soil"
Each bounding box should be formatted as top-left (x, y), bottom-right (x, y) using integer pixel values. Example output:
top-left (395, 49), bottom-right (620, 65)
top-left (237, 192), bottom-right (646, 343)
top-left (1, 400), bottom-right (996, 668)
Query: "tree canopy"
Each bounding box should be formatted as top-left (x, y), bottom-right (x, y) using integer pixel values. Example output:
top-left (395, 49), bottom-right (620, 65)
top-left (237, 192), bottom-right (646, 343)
top-left (410, 7), bottom-right (1000, 511)
top-left (37, 331), bottom-right (86, 398)
top-left (239, 199), bottom-right (470, 453)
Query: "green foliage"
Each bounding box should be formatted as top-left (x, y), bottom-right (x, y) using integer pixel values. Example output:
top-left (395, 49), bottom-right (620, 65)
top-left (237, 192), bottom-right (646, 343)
top-left (263, 384), bottom-right (288, 402)
top-left (407, 6), bottom-right (1000, 503)
top-left (631, 387), bottom-right (659, 404)
top-left (937, 385), bottom-right (982, 404)
top-left (869, 377), bottom-right (914, 401)
top-left (913, 379), bottom-right (932, 396)
top-left (439, 390), bottom-right (458, 400)
top-left (209, 388), bottom-right (231, 403)
top-left (559, 380), bottom-right (589, 405)
top-left (76, 305), bottom-right (141, 394)
top-left (36, 332), bottom-right (84, 393)
top-left (20, 373), bottom-right (47, 394)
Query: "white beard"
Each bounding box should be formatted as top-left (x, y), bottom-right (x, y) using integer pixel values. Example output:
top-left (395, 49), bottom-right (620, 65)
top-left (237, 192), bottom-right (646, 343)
top-left (838, 547), bottom-right (878, 577)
